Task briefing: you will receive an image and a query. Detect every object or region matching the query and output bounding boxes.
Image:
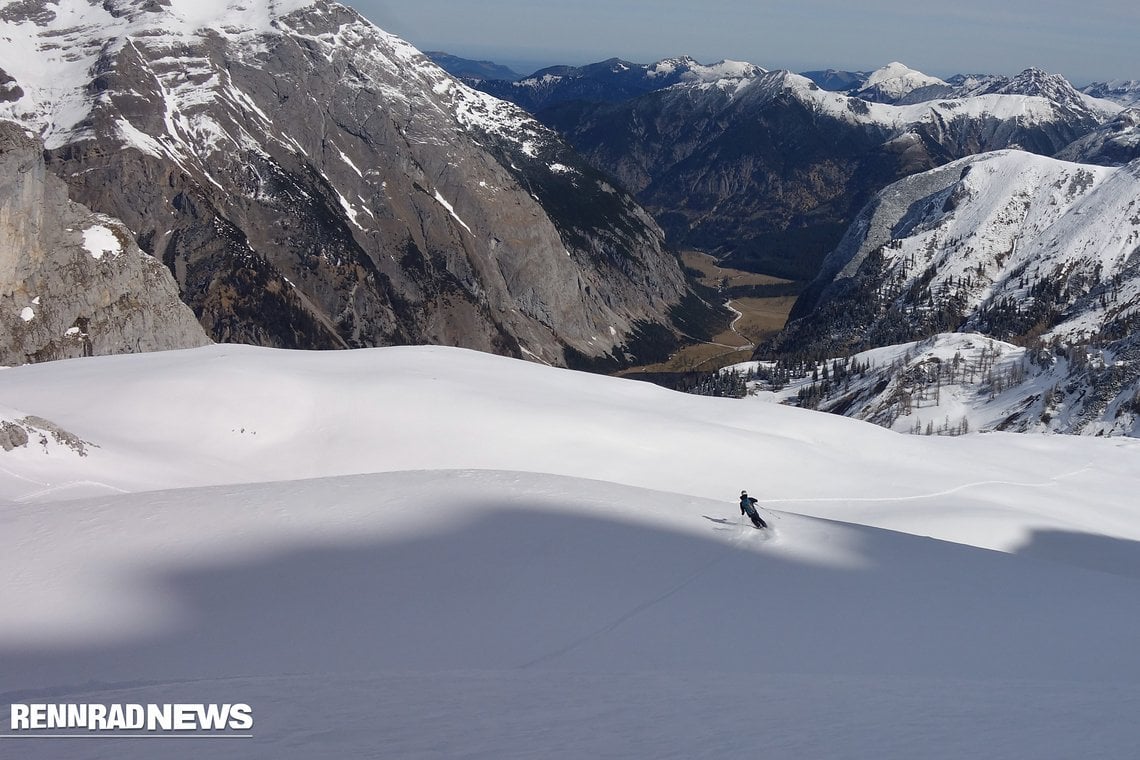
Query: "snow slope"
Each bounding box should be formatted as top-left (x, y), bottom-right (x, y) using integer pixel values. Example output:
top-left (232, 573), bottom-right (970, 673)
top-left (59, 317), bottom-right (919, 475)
top-left (3, 345), bottom-right (1140, 758)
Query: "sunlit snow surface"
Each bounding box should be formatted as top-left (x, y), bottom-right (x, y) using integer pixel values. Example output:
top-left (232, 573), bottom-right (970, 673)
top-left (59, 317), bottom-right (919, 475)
top-left (2, 345), bottom-right (1140, 758)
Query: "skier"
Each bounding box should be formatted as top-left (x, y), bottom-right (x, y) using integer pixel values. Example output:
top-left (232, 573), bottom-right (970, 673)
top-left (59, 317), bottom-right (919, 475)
top-left (739, 490), bottom-right (767, 529)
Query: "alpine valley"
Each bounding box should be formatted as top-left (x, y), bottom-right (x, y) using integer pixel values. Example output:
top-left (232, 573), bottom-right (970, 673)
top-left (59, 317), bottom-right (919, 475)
top-left (465, 58), bottom-right (1122, 280)
top-left (445, 53), bottom-right (1140, 436)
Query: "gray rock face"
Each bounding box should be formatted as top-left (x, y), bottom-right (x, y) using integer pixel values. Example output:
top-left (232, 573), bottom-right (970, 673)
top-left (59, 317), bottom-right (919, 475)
top-left (0, 0), bottom-right (689, 366)
top-left (0, 120), bottom-right (209, 365)
top-left (0, 413), bottom-right (93, 455)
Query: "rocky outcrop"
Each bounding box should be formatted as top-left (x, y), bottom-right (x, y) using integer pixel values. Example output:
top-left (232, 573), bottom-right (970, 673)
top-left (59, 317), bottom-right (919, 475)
top-left (0, 411), bottom-right (94, 455)
top-left (0, 120), bottom-right (209, 365)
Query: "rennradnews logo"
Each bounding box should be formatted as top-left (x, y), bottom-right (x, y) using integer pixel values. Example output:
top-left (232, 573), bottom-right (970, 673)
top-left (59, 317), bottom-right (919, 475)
top-left (7, 703), bottom-right (253, 737)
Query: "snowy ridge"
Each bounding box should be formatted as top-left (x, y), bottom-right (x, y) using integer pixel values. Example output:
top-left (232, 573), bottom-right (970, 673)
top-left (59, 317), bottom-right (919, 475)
top-left (0, 0), bottom-right (313, 148)
top-left (749, 332), bottom-right (1140, 437)
top-left (759, 69), bottom-right (1118, 130)
top-left (1083, 79), bottom-right (1140, 108)
top-left (858, 151), bottom-right (1137, 342)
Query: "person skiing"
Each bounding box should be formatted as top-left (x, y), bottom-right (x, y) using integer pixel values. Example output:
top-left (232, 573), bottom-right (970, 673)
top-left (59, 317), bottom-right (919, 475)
top-left (739, 490), bottom-right (767, 529)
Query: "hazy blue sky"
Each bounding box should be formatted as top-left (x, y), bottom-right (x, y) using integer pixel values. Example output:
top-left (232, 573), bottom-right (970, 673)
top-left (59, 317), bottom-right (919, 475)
top-left (346, 1), bottom-right (1136, 85)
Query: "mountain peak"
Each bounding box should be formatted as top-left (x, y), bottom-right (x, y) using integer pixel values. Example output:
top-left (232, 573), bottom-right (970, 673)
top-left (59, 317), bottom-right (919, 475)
top-left (856, 62), bottom-right (947, 103)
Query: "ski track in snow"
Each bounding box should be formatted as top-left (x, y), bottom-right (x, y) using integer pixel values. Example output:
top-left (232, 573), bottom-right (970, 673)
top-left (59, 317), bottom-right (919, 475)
top-left (521, 523), bottom-right (761, 669)
top-left (767, 462), bottom-right (1094, 505)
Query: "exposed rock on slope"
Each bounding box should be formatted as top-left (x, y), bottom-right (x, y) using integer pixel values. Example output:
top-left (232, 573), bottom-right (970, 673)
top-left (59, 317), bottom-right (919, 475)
top-left (0, 0), bottom-right (689, 365)
top-left (0, 120), bottom-right (208, 365)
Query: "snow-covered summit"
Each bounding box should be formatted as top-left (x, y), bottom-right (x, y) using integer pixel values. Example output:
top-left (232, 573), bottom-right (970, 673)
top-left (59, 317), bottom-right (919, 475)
top-left (677, 58), bottom-right (765, 83)
top-left (0, 0), bottom-right (543, 151)
top-left (0, 0), bottom-right (316, 146)
top-left (855, 61), bottom-right (948, 103)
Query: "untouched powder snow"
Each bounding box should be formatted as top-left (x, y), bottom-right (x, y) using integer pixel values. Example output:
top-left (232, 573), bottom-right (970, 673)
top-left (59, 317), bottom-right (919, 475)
top-left (2, 345), bottom-right (1140, 758)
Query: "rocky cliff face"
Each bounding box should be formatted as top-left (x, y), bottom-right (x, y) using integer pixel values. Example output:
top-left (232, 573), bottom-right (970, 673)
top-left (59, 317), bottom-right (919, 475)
top-left (0, 120), bottom-right (208, 365)
top-left (0, 0), bottom-right (689, 366)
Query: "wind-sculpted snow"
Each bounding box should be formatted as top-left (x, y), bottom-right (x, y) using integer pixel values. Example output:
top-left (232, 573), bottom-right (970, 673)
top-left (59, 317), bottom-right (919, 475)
top-left (2, 345), bottom-right (1140, 757)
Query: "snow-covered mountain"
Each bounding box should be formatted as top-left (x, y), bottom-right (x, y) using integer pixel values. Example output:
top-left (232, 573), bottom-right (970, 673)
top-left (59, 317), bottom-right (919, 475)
top-left (854, 61), bottom-right (948, 103)
top-left (769, 150), bottom-right (1140, 434)
top-left (2, 344), bottom-right (1140, 757)
top-left (1082, 79), bottom-right (1140, 108)
top-left (542, 65), bottom-right (1118, 278)
top-left (1056, 108), bottom-right (1140, 165)
top-left (0, 0), bottom-right (690, 365)
top-left (750, 331), bottom-right (1140, 436)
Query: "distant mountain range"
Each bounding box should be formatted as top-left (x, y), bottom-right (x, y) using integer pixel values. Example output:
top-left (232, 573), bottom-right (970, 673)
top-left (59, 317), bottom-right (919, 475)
top-left (433, 50), bottom-right (1140, 435)
top-left (425, 52), bottom-right (523, 82)
top-left (487, 60), bottom-right (1119, 279)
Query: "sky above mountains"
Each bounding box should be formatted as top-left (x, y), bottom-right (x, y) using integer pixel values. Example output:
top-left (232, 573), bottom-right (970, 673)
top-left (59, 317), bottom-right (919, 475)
top-left (349, 0), bottom-right (1136, 85)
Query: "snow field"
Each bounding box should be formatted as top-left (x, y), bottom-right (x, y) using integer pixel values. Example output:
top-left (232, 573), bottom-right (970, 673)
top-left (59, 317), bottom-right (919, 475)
top-left (2, 345), bottom-right (1140, 758)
